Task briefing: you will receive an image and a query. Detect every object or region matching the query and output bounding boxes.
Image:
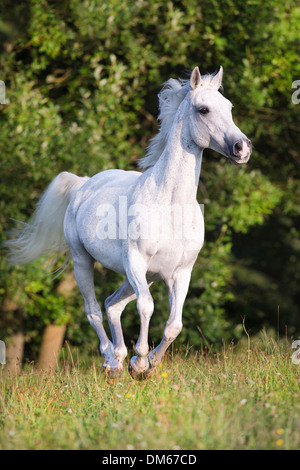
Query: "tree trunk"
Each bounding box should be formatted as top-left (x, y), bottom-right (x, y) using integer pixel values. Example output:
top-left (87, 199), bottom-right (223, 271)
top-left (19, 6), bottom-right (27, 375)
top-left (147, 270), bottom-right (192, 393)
top-left (2, 298), bottom-right (24, 374)
top-left (37, 272), bottom-right (76, 371)
top-left (5, 331), bottom-right (25, 374)
top-left (38, 324), bottom-right (66, 371)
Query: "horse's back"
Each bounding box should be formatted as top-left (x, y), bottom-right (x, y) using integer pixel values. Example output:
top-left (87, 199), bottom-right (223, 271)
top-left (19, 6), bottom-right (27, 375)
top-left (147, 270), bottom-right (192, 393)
top-left (85, 169), bottom-right (141, 190)
top-left (68, 169), bottom-right (141, 213)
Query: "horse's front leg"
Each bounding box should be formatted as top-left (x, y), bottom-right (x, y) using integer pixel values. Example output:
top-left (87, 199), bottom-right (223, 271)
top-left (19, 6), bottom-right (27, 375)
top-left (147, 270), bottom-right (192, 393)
top-left (105, 278), bottom-right (136, 372)
top-left (148, 269), bottom-right (192, 368)
top-left (125, 248), bottom-right (154, 379)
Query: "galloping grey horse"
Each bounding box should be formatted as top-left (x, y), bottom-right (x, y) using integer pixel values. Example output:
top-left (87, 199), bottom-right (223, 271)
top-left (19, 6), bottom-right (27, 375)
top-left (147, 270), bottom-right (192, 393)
top-left (5, 66), bottom-right (251, 378)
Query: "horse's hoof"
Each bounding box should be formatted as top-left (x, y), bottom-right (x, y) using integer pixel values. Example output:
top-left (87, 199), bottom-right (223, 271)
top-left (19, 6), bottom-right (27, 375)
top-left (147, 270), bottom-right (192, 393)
top-left (103, 365), bottom-right (123, 380)
top-left (148, 351), bottom-right (161, 368)
top-left (128, 363), bottom-right (153, 380)
top-left (128, 357), bottom-right (153, 381)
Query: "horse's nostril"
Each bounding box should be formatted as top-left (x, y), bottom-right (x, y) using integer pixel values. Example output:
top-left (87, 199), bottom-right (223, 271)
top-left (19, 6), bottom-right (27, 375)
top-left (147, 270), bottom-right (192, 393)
top-left (233, 141), bottom-right (242, 155)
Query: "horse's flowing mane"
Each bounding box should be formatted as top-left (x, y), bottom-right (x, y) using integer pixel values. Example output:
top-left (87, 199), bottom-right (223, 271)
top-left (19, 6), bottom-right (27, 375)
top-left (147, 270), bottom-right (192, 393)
top-left (138, 71), bottom-right (220, 170)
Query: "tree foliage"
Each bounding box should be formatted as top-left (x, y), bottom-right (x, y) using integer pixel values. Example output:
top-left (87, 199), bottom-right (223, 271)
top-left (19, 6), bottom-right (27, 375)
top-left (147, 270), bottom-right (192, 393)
top-left (0, 0), bottom-right (299, 360)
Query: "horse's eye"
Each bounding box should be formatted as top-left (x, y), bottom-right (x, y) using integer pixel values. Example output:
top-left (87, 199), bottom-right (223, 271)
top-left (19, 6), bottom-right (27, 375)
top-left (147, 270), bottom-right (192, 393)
top-left (199, 107), bottom-right (209, 115)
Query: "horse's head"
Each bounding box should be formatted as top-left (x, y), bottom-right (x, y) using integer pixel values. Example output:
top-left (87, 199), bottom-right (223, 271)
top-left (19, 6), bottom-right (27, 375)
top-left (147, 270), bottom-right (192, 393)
top-left (188, 66), bottom-right (252, 164)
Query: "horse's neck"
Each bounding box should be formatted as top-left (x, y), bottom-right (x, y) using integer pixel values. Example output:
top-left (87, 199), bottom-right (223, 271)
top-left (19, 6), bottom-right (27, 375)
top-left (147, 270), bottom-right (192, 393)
top-left (150, 105), bottom-right (203, 204)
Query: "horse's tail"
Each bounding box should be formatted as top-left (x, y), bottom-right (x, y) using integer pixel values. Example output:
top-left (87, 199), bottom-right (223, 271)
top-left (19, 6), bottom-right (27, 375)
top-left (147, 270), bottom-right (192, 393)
top-left (4, 171), bottom-right (89, 267)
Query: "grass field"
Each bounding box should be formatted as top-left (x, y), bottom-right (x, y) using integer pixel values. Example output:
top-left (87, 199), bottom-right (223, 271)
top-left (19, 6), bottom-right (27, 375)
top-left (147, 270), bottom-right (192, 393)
top-left (0, 334), bottom-right (299, 450)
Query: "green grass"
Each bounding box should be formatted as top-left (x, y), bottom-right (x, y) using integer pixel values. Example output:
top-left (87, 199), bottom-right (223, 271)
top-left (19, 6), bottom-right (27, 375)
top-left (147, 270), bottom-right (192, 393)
top-left (0, 335), bottom-right (299, 450)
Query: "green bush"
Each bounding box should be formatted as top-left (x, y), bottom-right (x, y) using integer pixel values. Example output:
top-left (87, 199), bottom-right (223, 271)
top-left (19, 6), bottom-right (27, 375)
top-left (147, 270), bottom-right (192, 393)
top-left (0, 0), bottom-right (299, 360)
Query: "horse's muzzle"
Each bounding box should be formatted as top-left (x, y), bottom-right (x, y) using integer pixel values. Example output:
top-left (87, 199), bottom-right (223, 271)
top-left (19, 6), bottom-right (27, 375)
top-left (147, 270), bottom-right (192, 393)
top-left (229, 138), bottom-right (252, 165)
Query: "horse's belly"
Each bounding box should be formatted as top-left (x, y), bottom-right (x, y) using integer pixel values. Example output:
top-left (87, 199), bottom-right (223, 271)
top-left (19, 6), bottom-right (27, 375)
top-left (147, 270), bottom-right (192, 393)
top-left (75, 188), bottom-right (127, 274)
top-left (85, 238), bottom-right (125, 274)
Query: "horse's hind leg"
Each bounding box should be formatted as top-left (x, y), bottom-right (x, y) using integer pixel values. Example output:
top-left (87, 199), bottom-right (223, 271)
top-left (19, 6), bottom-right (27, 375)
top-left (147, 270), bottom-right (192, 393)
top-left (67, 237), bottom-right (118, 374)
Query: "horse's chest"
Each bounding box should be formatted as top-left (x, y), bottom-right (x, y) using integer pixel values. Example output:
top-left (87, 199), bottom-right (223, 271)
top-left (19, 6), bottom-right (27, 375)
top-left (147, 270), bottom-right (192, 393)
top-left (136, 202), bottom-right (204, 279)
top-left (144, 235), bottom-right (203, 281)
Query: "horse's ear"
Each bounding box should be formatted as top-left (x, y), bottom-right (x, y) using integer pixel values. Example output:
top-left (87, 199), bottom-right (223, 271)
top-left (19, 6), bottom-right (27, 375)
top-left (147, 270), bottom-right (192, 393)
top-left (190, 67), bottom-right (201, 90)
top-left (211, 66), bottom-right (223, 89)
